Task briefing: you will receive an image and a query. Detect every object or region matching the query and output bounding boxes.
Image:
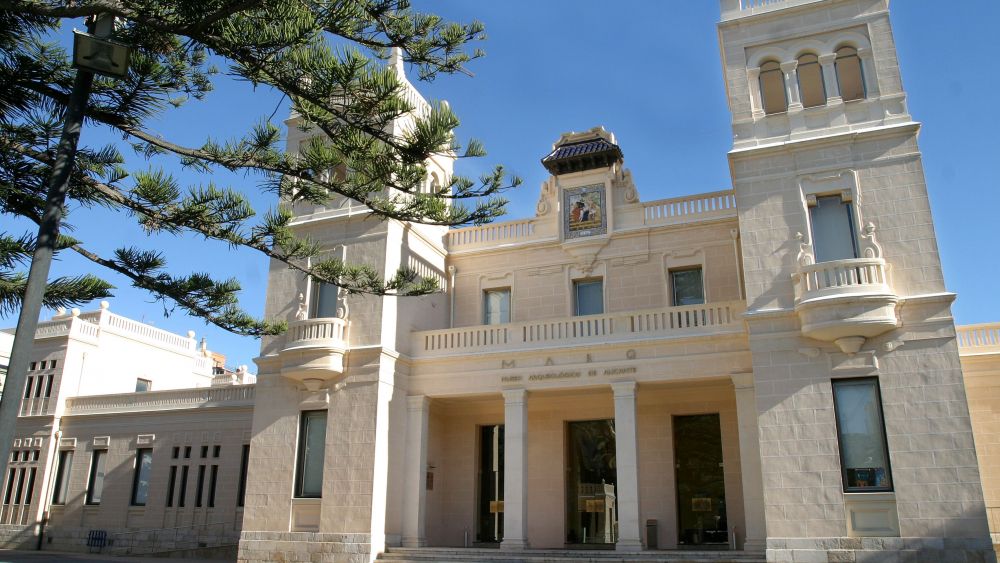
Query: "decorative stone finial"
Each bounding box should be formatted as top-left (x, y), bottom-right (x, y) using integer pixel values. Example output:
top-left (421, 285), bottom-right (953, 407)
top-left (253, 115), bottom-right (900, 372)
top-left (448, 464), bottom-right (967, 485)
top-left (295, 292), bottom-right (308, 321)
top-left (100, 301), bottom-right (109, 309)
top-left (187, 330), bottom-right (196, 339)
top-left (71, 308), bottom-right (80, 317)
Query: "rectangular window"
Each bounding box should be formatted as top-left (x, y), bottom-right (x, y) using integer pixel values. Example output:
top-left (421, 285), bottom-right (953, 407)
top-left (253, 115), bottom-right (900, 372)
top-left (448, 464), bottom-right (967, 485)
top-left (44, 375), bottom-right (53, 398)
top-left (195, 465), bottom-right (206, 507)
top-left (52, 450), bottom-right (73, 505)
top-left (483, 288), bottom-right (511, 325)
top-left (49, 360), bottom-right (57, 369)
top-left (135, 378), bottom-right (152, 393)
top-left (208, 465), bottom-right (218, 508)
top-left (311, 281), bottom-right (339, 318)
top-left (832, 378), bottom-right (893, 492)
top-left (177, 465), bottom-right (189, 507)
top-left (23, 377), bottom-right (32, 398)
top-left (22, 468), bottom-right (36, 506)
top-left (573, 279), bottom-right (604, 316)
top-left (810, 195), bottom-right (858, 263)
top-left (11, 468), bottom-right (25, 504)
top-left (3, 468), bottom-right (15, 504)
top-left (130, 449), bottom-right (153, 506)
top-left (238, 444), bottom-right (250, 507)
top-left (166, 466), bottom-right (177, 507)
top-left (183, 446), bottom-right (191, 459)
top-left (295, 410), bottom-right (327, 498)
top-left (85, 450), bottom-right (107, 505)
top-left (212, 445), bottom-right (221, 458)
top-left (670, 268), bottom-right (705, 306)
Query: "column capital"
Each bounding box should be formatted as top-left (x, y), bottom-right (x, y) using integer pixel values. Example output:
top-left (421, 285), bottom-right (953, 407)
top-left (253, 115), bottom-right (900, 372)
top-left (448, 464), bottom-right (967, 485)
top-left (730, 372), bottom-right (754, 390)
top-left (818, 53), bottom-right (837, 65)
top-left (779, 60), bottom-right (798, 73)
top-left (857, 47), bottom-right (874, 60)
top-left (611, 380), bottom-right (637, 398)
top-left (747, 66), bottom-right (761, 78)
top-left (407, 395), bottom-right (429, 411)
top-left (502, 388), bottom-right (527, 404)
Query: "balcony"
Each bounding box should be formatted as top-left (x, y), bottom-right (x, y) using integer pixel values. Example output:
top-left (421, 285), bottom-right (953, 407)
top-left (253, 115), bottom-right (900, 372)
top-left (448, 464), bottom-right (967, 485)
top-left (792, 257), bottom-right (899, 353)
top-left (278, 317), bottom-right (349, 389)
top-left (411, 301), bottom-right (746, 359)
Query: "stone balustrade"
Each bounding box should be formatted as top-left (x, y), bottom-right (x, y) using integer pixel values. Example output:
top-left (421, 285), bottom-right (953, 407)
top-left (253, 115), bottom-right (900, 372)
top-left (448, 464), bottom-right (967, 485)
top-left (278, 318), bottom-right (350, 388)
top-left (283, 317), bottom-right (348, 350)
top-left (445, 189), bottom-right (737, 253)
top-left (64, 385), bottom-right (255, 415)
top-left (957, 323), bottom-right (1000, 355)
top-left (642, 190), bottom-right (737, 227)
top-left (720, 0), bottom-right (819, 20)
top-left (791, 257), bottom-right (898, 353)
top-left (412, 301), bottom-right (745, 358)
top-left (792, 257), bottom-right (891, 303)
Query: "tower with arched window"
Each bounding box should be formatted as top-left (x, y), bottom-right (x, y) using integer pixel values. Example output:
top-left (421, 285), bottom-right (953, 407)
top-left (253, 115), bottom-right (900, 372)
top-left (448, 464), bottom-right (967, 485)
top-left (719, 0), bottom-right (994, 561)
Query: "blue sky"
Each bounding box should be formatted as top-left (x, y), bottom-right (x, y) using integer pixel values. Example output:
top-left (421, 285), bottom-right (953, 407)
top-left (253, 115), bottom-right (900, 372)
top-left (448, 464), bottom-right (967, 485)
top-left (4, 2), bottom-right (999, 370)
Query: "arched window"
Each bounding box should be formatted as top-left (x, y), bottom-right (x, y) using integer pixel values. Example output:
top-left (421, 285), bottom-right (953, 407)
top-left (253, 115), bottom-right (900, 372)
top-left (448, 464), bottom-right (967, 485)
top-left (797, 53), bottom-right (826, 108)
top-left (835, 46), bottom-right (865, 101)
top-left (759, 60), bottom-right (787, 115)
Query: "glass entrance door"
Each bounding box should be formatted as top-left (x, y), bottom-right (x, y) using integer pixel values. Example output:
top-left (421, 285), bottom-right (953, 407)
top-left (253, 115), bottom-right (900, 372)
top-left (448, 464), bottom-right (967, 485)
top-left (477, 425), bottom-right (504, 543)
top-left (674, 414), bottom-right (728, 547)
top-left (566, 419), bottom-right (618, 546)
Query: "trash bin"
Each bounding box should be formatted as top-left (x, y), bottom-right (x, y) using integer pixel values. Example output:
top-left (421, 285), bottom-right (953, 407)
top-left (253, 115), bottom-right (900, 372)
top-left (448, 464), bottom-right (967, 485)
top-left (646, 519), bottom-right (658, 550)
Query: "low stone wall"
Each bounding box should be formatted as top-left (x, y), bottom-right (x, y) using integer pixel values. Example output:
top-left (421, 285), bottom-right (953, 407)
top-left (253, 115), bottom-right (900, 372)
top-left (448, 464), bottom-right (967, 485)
top-left (0, 524), bottom-right (37, 550)
top-left (767, 537), bottom-right (998, 562)
top-left (238, 531), bottom-right (372, 563)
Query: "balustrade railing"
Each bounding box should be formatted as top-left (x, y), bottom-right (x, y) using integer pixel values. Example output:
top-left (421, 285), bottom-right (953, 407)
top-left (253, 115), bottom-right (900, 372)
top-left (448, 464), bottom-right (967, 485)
top-left (447, 218), bottom-right (536, 251)
top-left (956, 323), bottom-right (1000, 354)
top-left (65, 385), bottom-right (255, 415)
top-left (284, 317), bottom-right (348, 349)
top-left (643, 190), bottom-right (737, 226)
top-left (414, 301), bottom-right (745, 356)
top-left (792, 258), bottom-right (890, 302)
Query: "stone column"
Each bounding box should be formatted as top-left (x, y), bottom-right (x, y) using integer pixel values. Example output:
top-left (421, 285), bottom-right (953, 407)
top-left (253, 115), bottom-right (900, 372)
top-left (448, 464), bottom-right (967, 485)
top-left (401, 395), bottom-right (429, 547)
top-left (780, 60), bottom-right (802, 111)
top-left (612, 381), bottom-right (643, 552)
top-left (731, 373), bottom-right (766, 551)
top-left (501, 389), bottom-right (529, 550)
top-left (818, 54), bottom-right (842, 103)
top-left (857, 47), bottom-right (880, 97)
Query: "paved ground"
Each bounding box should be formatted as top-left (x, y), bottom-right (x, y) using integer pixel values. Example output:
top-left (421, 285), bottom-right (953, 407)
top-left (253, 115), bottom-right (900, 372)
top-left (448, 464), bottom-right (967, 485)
top-left (0, 550), bottom-right (231, 563)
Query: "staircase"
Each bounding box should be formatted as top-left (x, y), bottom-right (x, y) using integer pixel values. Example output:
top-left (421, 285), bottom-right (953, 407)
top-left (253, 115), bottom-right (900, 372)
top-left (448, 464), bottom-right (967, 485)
top-left (378, 547), bottom-right (766, 563)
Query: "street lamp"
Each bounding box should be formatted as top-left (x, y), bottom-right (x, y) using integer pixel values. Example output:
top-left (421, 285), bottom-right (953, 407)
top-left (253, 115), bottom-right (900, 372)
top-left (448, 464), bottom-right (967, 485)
top-left (0, 14), bottom-right (131, 539)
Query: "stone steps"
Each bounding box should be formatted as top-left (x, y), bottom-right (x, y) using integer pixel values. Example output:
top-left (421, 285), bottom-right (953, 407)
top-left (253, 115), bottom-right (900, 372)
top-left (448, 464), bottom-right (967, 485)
top-left (377, 547), bottom-right (765, 563)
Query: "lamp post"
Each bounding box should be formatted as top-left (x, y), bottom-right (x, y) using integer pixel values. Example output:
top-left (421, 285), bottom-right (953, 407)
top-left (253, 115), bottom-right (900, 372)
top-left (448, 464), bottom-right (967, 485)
top-left (0, 14), bottom-right (130, 519)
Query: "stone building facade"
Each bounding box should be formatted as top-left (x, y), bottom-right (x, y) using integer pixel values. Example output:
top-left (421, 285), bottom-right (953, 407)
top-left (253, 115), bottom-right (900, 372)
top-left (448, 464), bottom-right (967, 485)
top-left (1, 0), bottom-right (999, 562)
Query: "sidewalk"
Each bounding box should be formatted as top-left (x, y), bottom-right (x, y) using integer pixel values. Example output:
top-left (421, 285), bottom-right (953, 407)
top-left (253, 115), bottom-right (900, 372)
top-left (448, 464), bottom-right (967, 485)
top-left (0, 550), bottom-right (232, 563)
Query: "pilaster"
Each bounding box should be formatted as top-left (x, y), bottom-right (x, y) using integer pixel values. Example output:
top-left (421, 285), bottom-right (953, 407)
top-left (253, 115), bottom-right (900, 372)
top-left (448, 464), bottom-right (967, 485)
top-left (612, 381), bottom-right (643, 552)
top-left (500, 388), bottom-right (529, 550)
top-left (401, 395), bottom-right (429, 547)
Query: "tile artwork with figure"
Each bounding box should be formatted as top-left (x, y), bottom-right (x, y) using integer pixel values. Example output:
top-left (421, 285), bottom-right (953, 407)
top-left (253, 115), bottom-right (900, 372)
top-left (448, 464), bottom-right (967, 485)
top-left (565, 184), bottom-right (606, 238)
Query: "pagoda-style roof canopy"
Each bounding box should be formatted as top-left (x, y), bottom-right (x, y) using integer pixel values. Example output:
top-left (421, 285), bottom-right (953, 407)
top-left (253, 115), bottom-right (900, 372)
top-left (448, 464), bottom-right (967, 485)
top-left (541, 127), bottom-right (624, 175)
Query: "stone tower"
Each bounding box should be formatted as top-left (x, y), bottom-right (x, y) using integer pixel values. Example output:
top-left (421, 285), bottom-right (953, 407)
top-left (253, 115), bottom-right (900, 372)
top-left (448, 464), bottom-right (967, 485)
top-left (237, 50), bottom-right (454, 562)
top-left (719, 0), bottom-right (996, 560)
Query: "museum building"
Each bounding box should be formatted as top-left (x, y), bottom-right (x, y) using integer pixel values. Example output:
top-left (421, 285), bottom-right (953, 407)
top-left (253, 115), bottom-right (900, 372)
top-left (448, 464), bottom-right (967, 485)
top-left (1, 0), bottom-right (999, 561)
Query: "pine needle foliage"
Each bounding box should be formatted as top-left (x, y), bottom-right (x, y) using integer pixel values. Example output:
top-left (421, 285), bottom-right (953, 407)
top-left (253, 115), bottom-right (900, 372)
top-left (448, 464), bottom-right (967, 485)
top-left (0, 1), bottom-right (519, 336)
